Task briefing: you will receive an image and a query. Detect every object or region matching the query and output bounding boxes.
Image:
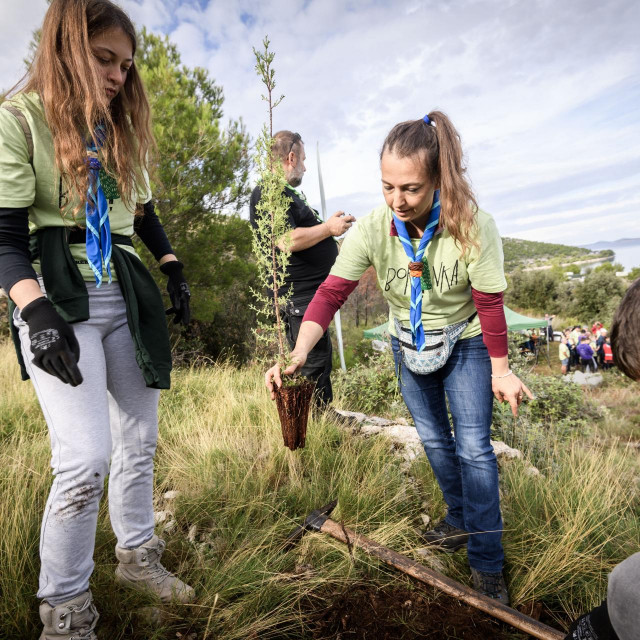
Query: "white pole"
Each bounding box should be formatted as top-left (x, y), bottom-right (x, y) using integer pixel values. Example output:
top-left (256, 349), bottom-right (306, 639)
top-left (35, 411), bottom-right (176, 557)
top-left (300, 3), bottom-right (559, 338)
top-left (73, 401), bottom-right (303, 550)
top-left (317, 142), bottom-right (347, 372)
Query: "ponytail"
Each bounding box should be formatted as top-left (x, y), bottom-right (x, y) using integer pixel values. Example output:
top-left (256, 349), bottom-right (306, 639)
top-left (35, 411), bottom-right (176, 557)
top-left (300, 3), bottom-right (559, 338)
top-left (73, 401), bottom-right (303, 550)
top-left (381, 111), bottom-right (478, 256)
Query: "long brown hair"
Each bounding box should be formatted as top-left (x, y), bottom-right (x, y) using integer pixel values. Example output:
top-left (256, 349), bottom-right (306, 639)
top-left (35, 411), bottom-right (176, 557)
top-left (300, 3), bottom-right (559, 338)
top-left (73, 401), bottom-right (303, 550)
top-left (17, 0), bottom-right (154, 214)
top-left (381, 111), bottom-right (478, 255)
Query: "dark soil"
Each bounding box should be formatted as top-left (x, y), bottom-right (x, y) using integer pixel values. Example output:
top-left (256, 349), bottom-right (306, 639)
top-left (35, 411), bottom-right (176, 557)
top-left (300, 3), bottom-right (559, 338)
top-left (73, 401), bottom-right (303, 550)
top-left (308, 582), bottom-right (533, 640)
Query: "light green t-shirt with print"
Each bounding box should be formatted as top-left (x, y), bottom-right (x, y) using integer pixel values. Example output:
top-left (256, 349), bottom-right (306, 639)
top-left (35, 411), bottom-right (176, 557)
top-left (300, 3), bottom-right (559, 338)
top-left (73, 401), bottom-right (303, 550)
top-left (0, 92), bottom-right (152, 282)
top-left (330, 204), bottom-right (507, 339)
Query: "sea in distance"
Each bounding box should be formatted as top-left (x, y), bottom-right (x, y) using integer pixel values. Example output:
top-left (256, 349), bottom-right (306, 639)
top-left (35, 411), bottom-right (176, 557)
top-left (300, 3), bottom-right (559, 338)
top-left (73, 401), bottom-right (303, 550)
top-left (578, 240), bottom-right (640, 273)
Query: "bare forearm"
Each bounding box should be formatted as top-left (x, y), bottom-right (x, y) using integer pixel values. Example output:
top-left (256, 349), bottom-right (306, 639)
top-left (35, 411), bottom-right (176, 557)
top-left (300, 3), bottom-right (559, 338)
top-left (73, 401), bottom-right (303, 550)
top-left (293, 320), bottom-right (325, 356)
top-left (490, 355), bottom-right (510, 376)
top-left (9, 278), bottom-right (45, 309)
top-left (278, 224), bottom-right (331, 251)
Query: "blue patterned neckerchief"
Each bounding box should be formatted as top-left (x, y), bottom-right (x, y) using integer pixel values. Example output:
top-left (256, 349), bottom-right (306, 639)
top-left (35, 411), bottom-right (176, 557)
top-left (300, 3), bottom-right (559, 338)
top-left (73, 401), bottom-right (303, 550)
top-left (392, 189), bottom-right (441, 352)
top-left (85, 125), bottom-right (112, 287)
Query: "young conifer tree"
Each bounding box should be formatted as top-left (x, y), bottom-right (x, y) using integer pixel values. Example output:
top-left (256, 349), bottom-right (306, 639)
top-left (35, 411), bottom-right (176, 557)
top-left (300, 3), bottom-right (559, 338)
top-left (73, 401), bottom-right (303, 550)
top-left (251, 38), bottom-right (294, 362)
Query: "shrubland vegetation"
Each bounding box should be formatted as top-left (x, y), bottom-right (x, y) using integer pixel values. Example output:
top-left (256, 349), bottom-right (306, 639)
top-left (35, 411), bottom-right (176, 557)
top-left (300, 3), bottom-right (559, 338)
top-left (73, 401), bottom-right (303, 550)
top-left (501, 237), bottom-right (612, 271)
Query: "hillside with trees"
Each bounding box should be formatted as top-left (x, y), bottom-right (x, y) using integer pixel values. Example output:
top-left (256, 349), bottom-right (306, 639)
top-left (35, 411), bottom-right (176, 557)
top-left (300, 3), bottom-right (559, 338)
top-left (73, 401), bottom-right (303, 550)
top-left (501, 237), bottom-right (613, 272)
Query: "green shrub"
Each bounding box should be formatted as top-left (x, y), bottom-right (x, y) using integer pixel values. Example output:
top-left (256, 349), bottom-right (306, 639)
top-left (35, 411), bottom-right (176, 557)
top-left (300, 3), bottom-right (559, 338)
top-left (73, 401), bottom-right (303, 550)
top-left (333, 345), bottom-right (407, 418)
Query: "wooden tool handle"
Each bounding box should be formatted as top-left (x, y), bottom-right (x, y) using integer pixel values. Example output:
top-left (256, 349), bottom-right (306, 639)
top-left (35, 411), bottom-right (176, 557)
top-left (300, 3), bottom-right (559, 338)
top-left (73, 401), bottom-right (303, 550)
top-left (320, 519), bottom-right (564, 640)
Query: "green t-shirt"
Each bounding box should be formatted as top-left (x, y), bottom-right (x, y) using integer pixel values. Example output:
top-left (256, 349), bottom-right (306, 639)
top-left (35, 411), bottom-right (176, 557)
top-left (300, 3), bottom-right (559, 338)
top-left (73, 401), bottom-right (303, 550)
top-left (330, 204), bottom-right (507, 339)
top-left (0, 92), bottom-right (151, 281)
top-left (559, 343), bottom-right (570, 361)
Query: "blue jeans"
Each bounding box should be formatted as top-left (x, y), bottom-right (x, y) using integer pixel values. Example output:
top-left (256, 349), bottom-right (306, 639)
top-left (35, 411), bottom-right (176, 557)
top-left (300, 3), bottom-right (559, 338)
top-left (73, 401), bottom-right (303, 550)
top-left (391, 334), bottom-right (504, 572)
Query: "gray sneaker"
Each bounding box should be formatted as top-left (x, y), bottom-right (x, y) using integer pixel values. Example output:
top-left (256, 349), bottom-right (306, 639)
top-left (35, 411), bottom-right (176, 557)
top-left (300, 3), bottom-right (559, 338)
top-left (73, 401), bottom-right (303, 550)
top-left (115, 534), bottom-right (195, 604)
top-left (39, 590), bottom-right (99, 639)
top-left (470, 568), bottom-right (510, 605)
top-left (421, 519), bottom-right (469, 552)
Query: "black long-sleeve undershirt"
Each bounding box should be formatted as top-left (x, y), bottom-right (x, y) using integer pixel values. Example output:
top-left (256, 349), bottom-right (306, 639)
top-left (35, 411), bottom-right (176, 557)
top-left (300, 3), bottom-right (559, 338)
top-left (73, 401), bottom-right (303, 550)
top-left (135, 201), bottom-right (174, 261)
top-left (0, 206), bottom-right (36, 294)
top-left (0, 201), bottom-right (173, 295)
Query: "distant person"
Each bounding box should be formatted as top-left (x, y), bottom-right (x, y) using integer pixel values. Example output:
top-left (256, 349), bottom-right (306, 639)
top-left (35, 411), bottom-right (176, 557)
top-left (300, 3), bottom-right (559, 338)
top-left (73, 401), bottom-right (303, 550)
top-left (545, 313), bottom-right (555, 341)
top-left (565, 279), bottom-right (640, 640)
top-left (603, 337), bottom-right (614, 370)
top-left (559, 335), bottom-right (570, 375)
top-left (577, 336), bottom-right (595, 373)
top-left (596, 328), bottom-right (608, 368)
top-left (570, 326), bottom-right (581, 366)
top-left (249, 130), bottom-right (355, 420)
top-left (265, 111), bottom-right (534, 605)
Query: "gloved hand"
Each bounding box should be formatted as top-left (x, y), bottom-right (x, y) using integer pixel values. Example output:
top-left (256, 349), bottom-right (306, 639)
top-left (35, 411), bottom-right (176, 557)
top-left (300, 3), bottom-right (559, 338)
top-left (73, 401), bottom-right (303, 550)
top-left (20, 297), bottom-right (83, 387)
top-left (564, 600), bottom-right (618, 640)
top-left (160, 260), bottom-right (191, 326)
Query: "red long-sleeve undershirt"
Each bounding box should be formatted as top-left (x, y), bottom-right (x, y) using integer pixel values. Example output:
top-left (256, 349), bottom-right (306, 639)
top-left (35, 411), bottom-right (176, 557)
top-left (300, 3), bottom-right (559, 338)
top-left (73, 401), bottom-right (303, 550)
top-left (302, 275), bottom-right (508, 358)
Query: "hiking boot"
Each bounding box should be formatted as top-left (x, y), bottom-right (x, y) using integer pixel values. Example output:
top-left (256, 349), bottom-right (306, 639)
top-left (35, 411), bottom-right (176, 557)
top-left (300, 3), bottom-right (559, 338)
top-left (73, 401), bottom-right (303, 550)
top-left (421, 519), bottom-right (469, 552)
top-left (39, 590), bottom-right (99, 639)
top-left (470, 568), bottom-right (510, 606)
top-left (115, 534), bottom-right (195, 604)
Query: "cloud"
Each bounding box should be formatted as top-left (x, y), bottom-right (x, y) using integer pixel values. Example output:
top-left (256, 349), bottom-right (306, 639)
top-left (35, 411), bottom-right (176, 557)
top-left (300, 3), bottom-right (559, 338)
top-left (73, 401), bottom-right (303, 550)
top-left (1, 0), bottom-right (638, 245)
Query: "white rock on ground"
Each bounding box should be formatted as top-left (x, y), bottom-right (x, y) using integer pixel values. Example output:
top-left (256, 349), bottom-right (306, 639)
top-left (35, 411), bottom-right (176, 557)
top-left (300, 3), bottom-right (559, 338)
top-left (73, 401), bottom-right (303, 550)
top-left (333, 409), bottom-right (541, 476)
top-left (563, 370), bottom-right (603, 387)
top-left (491, 440), bottom-right (523, 460)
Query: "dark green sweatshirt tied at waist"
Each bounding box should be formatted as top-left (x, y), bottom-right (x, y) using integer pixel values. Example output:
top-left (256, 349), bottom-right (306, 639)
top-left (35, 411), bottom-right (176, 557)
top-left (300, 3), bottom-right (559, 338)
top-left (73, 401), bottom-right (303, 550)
top-left (9, 226), bottom-right (172, 389)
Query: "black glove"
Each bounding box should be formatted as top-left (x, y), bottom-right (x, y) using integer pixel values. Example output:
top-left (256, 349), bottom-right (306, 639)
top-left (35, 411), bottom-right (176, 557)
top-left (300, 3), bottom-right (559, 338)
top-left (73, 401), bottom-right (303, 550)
top-left (20, 297), bottom-right (83, 387)
top-left (564, 600), bottom-right (619, 640)
top-left (160, 260), bottom-right (191, 326)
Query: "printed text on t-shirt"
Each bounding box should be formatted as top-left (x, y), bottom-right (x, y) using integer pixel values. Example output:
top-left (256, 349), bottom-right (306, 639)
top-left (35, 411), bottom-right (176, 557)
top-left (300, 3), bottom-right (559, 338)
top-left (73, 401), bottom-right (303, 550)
top-left (385, 260), bottom-right (460, 295)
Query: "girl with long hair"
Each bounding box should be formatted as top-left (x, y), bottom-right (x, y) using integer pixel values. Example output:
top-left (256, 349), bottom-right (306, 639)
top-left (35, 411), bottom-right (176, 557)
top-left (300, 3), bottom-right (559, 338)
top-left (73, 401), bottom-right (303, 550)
top-left (266, 112), bottom-right (532, 604)
top-left (0, 1), bottom-right (193, 636)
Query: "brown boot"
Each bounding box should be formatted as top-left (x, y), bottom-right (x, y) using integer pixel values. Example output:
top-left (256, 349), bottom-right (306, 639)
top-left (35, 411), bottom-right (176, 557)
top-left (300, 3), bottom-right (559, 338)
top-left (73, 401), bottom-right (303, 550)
top-left (114, 534), bottom-right (195, 603)
top-left (39, 590), bottom-right (99, 639)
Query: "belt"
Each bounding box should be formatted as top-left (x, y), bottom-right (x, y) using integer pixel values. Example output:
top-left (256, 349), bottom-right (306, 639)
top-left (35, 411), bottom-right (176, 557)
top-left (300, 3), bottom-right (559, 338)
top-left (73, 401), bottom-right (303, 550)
top-left (66, 227), bottom-right (133, 247)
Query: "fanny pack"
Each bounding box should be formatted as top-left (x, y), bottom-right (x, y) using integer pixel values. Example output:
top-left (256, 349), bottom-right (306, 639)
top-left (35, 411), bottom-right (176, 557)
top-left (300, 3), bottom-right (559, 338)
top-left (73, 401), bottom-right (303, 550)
top-left (394, 312), bottom-right (477, 375)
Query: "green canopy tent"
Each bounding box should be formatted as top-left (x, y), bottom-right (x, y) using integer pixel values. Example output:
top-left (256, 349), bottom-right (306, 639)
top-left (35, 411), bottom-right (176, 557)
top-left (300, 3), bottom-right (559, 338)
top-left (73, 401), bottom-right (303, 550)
top-left (363, 306), bottom-right (546, 337)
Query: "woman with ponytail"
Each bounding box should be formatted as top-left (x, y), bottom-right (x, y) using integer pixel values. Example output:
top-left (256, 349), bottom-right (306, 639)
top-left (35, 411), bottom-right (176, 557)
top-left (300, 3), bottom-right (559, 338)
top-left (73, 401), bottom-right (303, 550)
top-left (0, 1), bottom-right (193, 636)
top-left (266, 111), bottom-right (531, 604)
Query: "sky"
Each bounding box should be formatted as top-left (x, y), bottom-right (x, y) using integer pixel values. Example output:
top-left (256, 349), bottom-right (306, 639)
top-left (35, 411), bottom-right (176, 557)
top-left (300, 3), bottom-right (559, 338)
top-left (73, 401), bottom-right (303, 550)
top-left (1, 0), bottom-right (639, 246)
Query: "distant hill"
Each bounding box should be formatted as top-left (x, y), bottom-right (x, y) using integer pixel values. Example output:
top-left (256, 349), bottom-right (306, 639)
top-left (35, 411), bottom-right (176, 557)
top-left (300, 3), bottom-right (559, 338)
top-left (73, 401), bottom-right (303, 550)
top-left (502, 237), bottom-right (612, 272)
top-left (580, 238), bottom-right (640, 250)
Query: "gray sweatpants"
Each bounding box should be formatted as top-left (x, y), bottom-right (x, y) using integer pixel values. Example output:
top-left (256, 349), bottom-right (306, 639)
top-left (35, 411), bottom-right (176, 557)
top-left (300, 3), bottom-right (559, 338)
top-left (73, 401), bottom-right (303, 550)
top-left (608, 551), bottom-right (640, 640)
top-left (15, 282), bottom-right (160, 605)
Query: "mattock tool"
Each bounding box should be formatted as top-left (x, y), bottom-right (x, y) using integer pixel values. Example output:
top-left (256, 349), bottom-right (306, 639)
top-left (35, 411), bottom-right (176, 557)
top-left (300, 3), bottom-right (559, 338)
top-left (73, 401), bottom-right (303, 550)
top-left (285, 500), bottom-right (564, 640)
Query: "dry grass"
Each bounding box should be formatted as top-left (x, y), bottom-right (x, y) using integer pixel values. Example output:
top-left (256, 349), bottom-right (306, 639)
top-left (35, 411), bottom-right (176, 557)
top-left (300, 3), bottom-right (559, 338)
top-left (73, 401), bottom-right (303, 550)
top-left (1, 338), bottom-right (638, 638)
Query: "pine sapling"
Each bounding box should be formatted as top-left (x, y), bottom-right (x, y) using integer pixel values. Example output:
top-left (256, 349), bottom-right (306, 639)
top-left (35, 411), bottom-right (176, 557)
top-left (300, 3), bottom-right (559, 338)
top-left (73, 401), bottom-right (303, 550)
top-left (251, 37), bottom-right (292, 364)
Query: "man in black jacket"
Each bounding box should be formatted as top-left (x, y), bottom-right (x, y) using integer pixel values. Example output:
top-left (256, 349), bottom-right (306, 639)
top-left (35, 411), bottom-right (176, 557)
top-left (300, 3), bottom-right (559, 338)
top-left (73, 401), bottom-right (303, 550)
top-left (249, 130), bottom-right (355, 411)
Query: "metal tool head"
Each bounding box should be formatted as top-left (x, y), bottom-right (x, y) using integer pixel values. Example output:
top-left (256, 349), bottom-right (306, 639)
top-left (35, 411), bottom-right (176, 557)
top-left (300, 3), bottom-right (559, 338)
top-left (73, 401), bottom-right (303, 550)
top-left (283, 499), bottom-right (338, 550)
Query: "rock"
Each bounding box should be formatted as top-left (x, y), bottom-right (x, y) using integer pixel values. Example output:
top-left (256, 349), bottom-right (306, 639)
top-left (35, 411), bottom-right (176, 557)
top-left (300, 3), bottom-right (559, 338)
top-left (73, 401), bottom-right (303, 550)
top-left (363, 416), bottom-right (396, 427)
top-left (525, 466), bottom-right (542, 478)
top-left (491, 440), bottom-right (523, 460)
top-left (333, 409), bottom-right (367, 424)
top-left (163, 490), bottom-right (181, 502)
top-left (371, 339), bottom-right (390, 352)
top-left (154, 510), bottom-right (171, 525)
top-left (415, 547), bottom-right (447, 572)
top-left (563, 371), bottom-right (603, 387)
top-left (360, 424), bottom-right (384, 436)
top-left (162, 519), bottom-right (177, 534)
top-left (420, 514), bottom-right (431, 527)
top-left (187, 524), bottom-right (198, 543)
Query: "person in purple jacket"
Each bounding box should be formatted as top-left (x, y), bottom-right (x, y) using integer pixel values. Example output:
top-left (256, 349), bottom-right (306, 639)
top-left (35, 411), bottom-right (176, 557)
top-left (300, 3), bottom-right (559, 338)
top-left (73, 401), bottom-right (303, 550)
top-left (576, 335), bottom-right (595, 373)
